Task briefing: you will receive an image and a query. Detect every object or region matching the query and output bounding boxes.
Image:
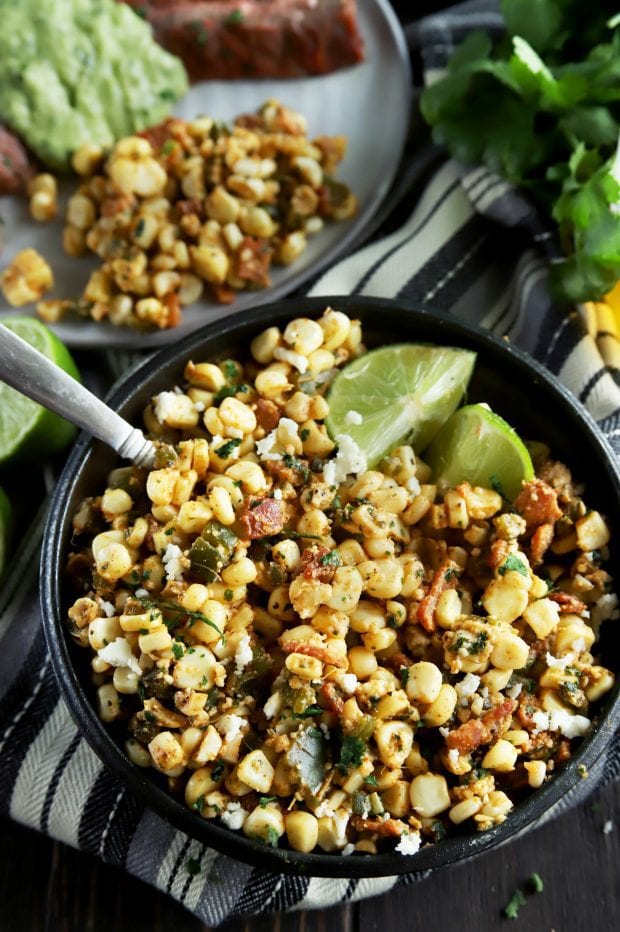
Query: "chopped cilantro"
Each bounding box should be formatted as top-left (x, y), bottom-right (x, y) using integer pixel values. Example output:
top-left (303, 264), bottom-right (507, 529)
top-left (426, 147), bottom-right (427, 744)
top-left (144, 711), bottom-right (156, 723)
top-left (222, 360), bottom-right (238, 380)
top-left (266, 826), bottom-right (280, 847)
top-left (499, 555), bottom-right (528, 577)
top-left (160, 139), bottom-right (177, 156)
top-left (504, 888), bottom-right (526, 920)
top-left (171, 642), bottom-right (184, 660)
top-left (365, 774), bottom-right (378, 786)
top-left (211, 760), bottom-right (225, 781)
top-left (318, 550), bottom-right (342, 568)
top-left (293, 704), bottom-right (323, 719)
top-left (399, 667), bottom-right (410, 688)
top-left (224, 588), bottom-right (234, 602)
top-left (225, 8), bottom-right (244, 25)
top-left (468, 631), bottom-right (489, 655)
top-left (259, 795), bottom-right (277, 808)
top-left (164, 527), bottom-right (175, 536)
top-left (300, 428), bottom-right (310, 441)
top-left (444, 566), bottom-right (459, 581)
top-left (215, 438), bottom-right (241, 459)
top-left (192, 795), bottom-right (205, 813)
top-left (337, 735), bottom-right (366, 774)
top-left (282, 453), bottom-right (310, 482)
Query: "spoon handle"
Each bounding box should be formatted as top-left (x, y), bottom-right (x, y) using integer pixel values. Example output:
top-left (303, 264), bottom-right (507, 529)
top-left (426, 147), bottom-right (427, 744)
top-left (0, 323), bottom-right (154, 467)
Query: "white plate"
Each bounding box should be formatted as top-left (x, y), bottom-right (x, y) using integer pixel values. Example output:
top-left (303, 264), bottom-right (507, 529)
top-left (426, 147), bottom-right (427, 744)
top-left (0, 0), bottom-right (410, 349)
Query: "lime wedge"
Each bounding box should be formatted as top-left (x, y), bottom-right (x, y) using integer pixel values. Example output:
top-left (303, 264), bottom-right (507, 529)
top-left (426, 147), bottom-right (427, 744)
top-left (0, 317), bottom-right (81, 464)
top-left (0, 486), bottom-right (11, 577)
top-left (425, 404), bottom-right (534, 501)
top-left (325, 344), bottom-right (476, 467)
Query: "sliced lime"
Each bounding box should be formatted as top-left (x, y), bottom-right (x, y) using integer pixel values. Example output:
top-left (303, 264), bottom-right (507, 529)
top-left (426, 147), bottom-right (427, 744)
top-left (325, 344), bottom-right (476, 467)
top-left (0, 317), bottom-right (81, 464)
top-left (425, 403), bottom-right (534, 501)
top-left (0, 485), bottom-right (11, 577)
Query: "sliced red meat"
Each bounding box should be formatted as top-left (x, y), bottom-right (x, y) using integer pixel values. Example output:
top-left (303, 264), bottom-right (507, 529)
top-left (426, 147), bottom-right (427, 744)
top-left (239, 497), bottom-right (284, 539)
top-left (123, 0), bottom-right (364, 81)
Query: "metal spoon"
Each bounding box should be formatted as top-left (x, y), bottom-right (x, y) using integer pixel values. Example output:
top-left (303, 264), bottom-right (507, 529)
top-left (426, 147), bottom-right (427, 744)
top-left (0, 323), bottom-right (155, 468)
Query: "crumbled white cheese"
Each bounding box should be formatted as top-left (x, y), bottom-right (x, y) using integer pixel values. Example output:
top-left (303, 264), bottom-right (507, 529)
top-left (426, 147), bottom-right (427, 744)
top-left (592, 592), bottom-right (620, 628)
top-left (456, 673), bottom-right (480, 700)
top-left (153, 390), bottom-right (195, 425)
top-left (100, 600), bottom-right (115, 618)
top-left (314, 800), bottom-right (335, 819)
top-left (603, 820), bottom-right (614, 835)
top-left (263, 692), bottom-right (282, 720)
top-left (506, 683), bottom-right (523, 700)
top-left (216, 713), bottom-right (246, 744)
top-left (395, 832), bottom-right (421, 856)
top-left (163, 543), bottom-right (184, 582)
top-left (341, 843), bottom-right (355, 856)
top-left (531, 709), bottom-right (591, 739)
top-left (548, 709), bottom-right (591, 739)
top-left (344, 410), bottom-right (363, 426)
top-left (571, 637), bottom-right (587, 654)
top-left (98, 637), bottom-right (142, 676)
top-left (234, 635), bottom-right (253, 675)
top-left (531, 711), bottom-right (551, 735)
top-left (134, 588), bottom-right (148, 599)
top-left (439, 726), bottom-right (450, 739)
top-left (338, 673), bottom-right (358, 695)
top-left (255, 428), bottom-right (282, 461)
top-left (322, 434), bottom-right (367, 487)
top-left (406, 476), bottom-right (421, 495)
top-left (332, 810), bottom-right (350, 846)
top-left (220, 801), bottom-right (247, 831)
top-left (193, 401), bottom-right (205, 412)
top-left (546, 652), bottom-right (573, 670)
top-left (273, 346), bottom-right (309, 373)
top-left (319, 723), bottom-right (330, 740)
top-left (447, 749), bottom-right (460, 767)
top-left (273, 488), bottom-right (283, 501)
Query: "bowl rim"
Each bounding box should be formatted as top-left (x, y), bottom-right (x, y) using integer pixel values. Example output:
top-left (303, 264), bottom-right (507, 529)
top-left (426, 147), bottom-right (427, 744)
top-left (41, 294), bottom-right (620, 878)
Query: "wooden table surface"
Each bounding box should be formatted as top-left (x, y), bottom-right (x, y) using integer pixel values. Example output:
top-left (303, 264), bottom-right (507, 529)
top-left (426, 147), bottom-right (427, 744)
top-left (2, 771), bottom-right (619, 931)
top-left (2, 3), bottom-right (619, 930)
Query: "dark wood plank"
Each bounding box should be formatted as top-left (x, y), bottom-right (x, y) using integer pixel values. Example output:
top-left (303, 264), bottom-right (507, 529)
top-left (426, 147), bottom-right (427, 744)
top-left (359, 777), bottom-right (620, 932)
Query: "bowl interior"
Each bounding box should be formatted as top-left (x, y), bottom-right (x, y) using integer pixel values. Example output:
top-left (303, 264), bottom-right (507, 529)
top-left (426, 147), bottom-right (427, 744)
top-left (42, 296), bottom-right (620, 877)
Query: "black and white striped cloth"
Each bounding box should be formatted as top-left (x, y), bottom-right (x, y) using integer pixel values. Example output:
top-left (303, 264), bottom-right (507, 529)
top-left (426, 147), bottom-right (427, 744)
top-left (2, 2), bottom-right (620, 924)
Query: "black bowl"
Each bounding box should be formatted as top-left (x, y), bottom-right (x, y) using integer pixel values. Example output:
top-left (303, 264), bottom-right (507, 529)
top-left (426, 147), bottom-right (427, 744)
top-left (41, 296), bottom-right (620, 877)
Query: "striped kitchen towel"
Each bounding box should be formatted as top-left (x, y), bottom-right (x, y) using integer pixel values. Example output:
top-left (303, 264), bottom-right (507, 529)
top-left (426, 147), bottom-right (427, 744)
top-left (2, 1), bottom-right (620, 924)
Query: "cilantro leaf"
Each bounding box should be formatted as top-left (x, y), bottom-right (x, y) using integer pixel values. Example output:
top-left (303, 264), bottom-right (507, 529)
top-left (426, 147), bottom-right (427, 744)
top-left (499, 554), bottom-right (529, 577)
top-left (504, 888), bottom-right (526, 919)
top-left (337, 735), bottom-right (366, 774)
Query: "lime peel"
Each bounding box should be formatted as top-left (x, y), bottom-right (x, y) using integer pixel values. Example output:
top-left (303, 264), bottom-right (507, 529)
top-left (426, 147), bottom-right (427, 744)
top-left (325, 344), bottom-right (476, 468)
top-left (426, 403), bottom-right (534, 501)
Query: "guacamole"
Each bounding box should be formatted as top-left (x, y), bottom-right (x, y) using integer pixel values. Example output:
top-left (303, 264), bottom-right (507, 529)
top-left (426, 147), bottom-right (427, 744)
top-left (0, 0), bottom-right (188, 170)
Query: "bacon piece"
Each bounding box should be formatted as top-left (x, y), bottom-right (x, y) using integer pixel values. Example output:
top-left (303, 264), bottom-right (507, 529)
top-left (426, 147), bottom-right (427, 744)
top-left (548, 591), bottom-right (587, 615)
top-left (162, 293), bottom-right (181, 327)
top-left (517, 696), bottom-right (543, 731)
top-left (351, 817), bottom-right (405, 837)
top-left (487, 539), bottom-right (509, 571)
top-left (265, 459), bottom-right (305, 487)
top-left (281, 640), bottom-right (347, 668)
top-left (211, 283), bottom-right (236, 304)
top-left (255, 398), bottom-right (281, 432)
top-left (446, 699), bottom-right (517, 755)
top-left (239, 497), bottom-right (284, 539)
top-left (300, 545), bottom-right (336, 583)
top-left (514, 479), bottom-right (562, 528)
top-left (321, 682), bottom-right (344, 715)
top-left (234, 237), bottom-right (272, 288)
top-left (417, 560), bottom-right (461, 633)
top-left (530, 522), bottom-right (554, 566)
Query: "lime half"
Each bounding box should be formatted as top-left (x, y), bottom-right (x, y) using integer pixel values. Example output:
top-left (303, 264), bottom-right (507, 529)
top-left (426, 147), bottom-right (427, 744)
top-left (425, 403), bottom-right (534, 501)
top-left (0, 486), bottom-right (11, 577)
top-left (0, 317), bottom-right (81, 464)
top-left (325, 344), bottom-right (476, 467)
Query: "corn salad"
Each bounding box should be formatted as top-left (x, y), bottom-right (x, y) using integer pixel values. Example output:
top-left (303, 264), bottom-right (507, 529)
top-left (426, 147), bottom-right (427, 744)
top-left (66, 309), bottom-right (618, 857)
top-left (36, 101), bottom-right (356, 331)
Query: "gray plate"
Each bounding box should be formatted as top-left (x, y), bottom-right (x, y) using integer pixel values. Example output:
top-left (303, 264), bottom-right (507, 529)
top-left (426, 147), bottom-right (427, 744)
top-left (0, 0), bottom-right (411, 349)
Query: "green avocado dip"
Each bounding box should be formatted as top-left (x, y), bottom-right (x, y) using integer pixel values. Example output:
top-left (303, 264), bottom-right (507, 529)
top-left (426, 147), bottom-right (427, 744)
top-left (0, 0), bottom-right (188, 170)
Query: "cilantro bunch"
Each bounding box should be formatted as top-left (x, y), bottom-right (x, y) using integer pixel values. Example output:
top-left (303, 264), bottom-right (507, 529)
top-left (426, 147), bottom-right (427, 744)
top-left (420, 0), bottom-right (620, 302)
